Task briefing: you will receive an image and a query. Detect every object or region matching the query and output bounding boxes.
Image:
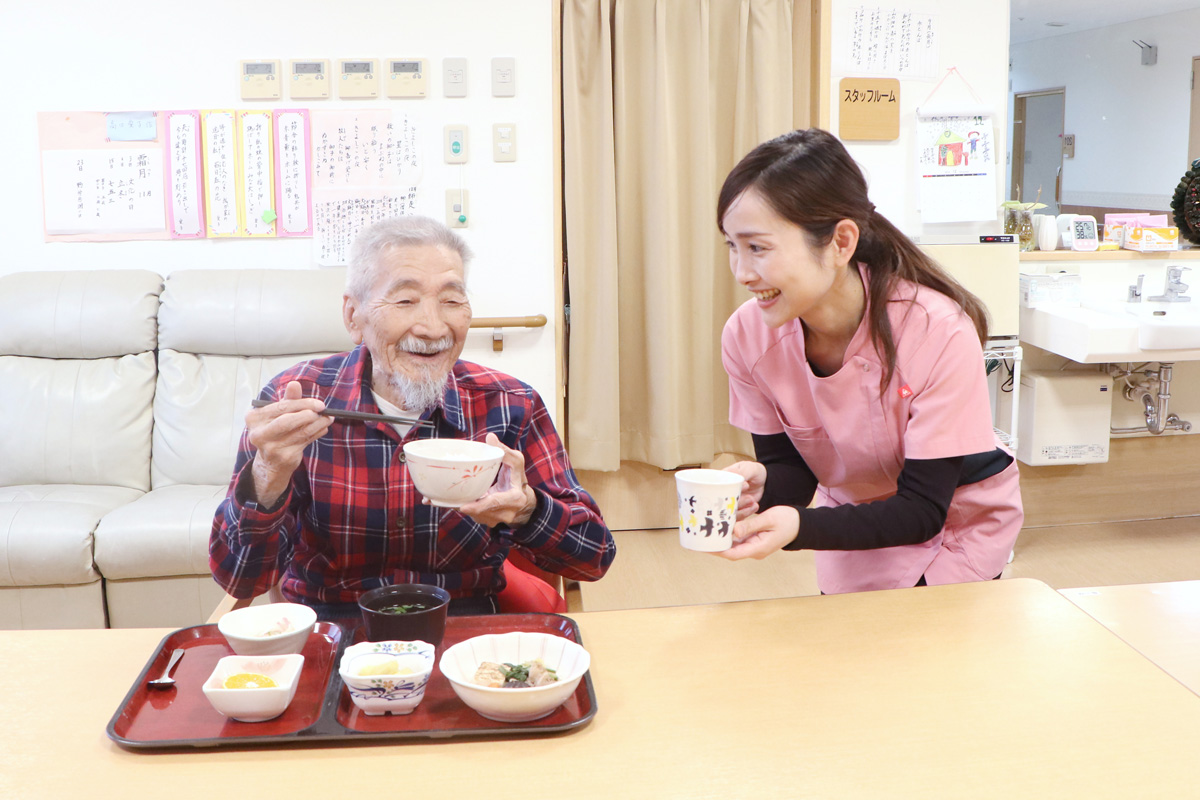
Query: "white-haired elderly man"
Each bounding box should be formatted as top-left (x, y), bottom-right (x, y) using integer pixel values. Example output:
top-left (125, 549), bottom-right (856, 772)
top-left (210, 215), bottom-right (615, 618)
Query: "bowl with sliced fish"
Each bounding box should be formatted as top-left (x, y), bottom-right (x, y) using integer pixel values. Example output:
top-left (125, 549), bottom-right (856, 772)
top-left (217, 602), bottom-right (317, 656)
top-left (438, 631), bottom-right (590, 722)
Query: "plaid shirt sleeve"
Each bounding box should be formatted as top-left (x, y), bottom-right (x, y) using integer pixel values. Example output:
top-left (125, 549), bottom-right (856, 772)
top-left (504, 387), bottom-right (615, 582)
top-left (209, 428), bottom-right (303, 600)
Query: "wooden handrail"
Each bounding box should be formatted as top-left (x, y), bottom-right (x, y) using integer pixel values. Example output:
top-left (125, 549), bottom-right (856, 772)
top-left (469, 314), bottom-right (548, 329)
top-left (470, 314), bottom-right (548, 351)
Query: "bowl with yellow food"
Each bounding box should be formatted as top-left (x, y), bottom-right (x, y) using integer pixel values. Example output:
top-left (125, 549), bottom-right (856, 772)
top-left (201, 654), bottom-right (305, 722)
top-left (338, 640), bottom-right (436, 716)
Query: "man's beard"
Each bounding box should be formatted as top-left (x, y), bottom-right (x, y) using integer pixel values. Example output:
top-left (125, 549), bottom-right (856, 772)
top-left (386, 335), bottom-right (454, 414)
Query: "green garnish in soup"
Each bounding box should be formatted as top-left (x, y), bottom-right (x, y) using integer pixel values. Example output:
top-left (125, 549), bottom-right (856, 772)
top-left (378, 602), bottom-right (430, 615)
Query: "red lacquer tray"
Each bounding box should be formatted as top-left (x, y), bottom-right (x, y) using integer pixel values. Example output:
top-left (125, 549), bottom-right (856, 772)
top-left (106, 613), bottom-right (596, 749)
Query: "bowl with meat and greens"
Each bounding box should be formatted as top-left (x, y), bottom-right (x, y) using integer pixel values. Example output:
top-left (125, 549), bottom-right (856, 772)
top-left (438, 631), bottom-right (590, 722)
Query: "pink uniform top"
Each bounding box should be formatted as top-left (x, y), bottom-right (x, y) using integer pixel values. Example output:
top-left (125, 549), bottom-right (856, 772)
top-left (722, 266), bottom-right (1022, 593)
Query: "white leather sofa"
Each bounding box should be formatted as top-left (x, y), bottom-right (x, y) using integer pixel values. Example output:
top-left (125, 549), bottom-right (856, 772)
top-left (0, 268), bottom-right (351, 629)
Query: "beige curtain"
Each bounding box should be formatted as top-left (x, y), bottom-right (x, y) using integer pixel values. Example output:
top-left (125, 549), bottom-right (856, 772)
top-left (563, 0), bottom-right (812, 471)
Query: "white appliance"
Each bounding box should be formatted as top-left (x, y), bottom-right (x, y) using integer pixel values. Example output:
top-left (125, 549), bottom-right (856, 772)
top-left (1016, 370), bottom-right (1111, 465)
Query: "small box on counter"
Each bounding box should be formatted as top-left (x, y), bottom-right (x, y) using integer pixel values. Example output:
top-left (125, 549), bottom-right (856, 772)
top-left (1122, 227), bottom-right (1180, 252)
top-left (1104, 213), bottom-right (1168, 245)
top-left (1020, 272), bottom-right (1082, 309)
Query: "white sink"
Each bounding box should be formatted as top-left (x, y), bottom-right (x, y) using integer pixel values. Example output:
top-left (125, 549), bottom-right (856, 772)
top-left (1020, 301), bottom-right (1200, 363)
top-left (1122, 302), bottom-right (1200, 349)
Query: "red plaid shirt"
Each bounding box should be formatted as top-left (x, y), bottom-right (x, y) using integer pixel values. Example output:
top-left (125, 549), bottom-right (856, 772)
top-left (210, 346), bottom-right (615, 604)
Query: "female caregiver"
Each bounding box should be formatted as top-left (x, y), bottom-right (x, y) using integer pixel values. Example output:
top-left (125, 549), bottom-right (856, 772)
top-left (717, 128), bottom-right (1022, 593)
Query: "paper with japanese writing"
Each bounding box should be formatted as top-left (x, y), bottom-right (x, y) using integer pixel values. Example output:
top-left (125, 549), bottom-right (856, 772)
top-left (312, 187), bottom-right (417, 267)
top-left (273, 110), bottom-right (312, 236)
top-left (238, 110), bottom-right (276, 237)
top-left (201, 111), bottom-right (239, 237)
top-left (835, 6), bottom-right (938, 80)
top-left (916, 114), bottom-right (996, 223)
top-left (42, 149), bottom-right (166, 235)
top-left (165, 111), bottom-right (204, 238)
top-left (309, 109), bottom-right (421, 264)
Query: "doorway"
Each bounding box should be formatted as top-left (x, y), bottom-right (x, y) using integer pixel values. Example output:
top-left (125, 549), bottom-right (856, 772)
top-left (1011, 89), bottom-right (1065, 216)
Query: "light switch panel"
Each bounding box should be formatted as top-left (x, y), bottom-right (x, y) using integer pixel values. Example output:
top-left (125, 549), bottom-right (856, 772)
top-left (491, 57), bottom-right (516, 97)
top-left (289, 59), bottom-right (330, 100)
top-left (241, 60), bottom-right (282, 100)
top-left (444, 125), bottom-right (468, 163)
top-left (443, 57), bottom-right (468, 98)
top-left (446, 188), bottom-right (469, 228)
top-left (493, 123), bottom-right (517, 162)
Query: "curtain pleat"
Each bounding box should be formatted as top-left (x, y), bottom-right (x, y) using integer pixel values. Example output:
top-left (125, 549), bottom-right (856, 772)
top-left (564, 0), bottom-right (809, 471)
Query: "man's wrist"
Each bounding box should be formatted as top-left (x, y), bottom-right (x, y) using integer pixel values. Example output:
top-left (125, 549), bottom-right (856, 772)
top-left (511, 485), bottom-right (539, 527)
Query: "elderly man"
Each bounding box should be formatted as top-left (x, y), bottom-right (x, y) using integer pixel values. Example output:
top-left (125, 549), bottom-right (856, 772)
top-left (210, 216), bottom-right (615, 617)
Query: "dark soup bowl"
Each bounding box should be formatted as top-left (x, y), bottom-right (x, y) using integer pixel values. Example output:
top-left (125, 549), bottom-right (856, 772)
top-left (358, 584), bottom-right (451, 647)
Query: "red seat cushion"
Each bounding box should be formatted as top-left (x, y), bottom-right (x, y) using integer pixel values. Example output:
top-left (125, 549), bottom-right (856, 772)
top-left (497, 560), bottom-right (567, 614)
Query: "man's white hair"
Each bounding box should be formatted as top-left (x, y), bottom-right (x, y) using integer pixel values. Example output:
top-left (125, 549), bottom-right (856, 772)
top-left (346, 215), bottom-right (474, 300)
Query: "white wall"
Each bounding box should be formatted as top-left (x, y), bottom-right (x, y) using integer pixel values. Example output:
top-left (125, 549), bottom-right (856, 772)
top-left (0, 0), bottom-right (560, 416)
top-left (828, 0), bottom-right (1011, 243)
top-left (1010, 8), bottom-right (1200, 212)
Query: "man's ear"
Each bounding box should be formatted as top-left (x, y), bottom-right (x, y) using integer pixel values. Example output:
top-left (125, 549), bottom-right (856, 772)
top-left (342, 295), bottom-right (364, 345)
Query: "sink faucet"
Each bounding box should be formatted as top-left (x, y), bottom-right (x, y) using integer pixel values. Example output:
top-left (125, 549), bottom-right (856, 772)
top-left (1128, 273), bottom-right (1144, 302)
top-left (1148, 266), bottom-right (1192, 302)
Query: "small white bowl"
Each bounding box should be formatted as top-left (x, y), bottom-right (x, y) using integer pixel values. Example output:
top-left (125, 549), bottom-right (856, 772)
top-left (338, 640), bottom-right (436, 716)
top-left (201, 654), bottom-right (305, 723)
top-left (402, 438), bottom-right (504, 507)
top-left (217, 602), bottom-right (317, 656)
top-left (439, 631), bottom-right (590, 723)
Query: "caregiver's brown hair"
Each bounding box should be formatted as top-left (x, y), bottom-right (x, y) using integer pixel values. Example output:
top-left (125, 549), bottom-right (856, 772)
top-left (717, 128), bottom-right (988, 391)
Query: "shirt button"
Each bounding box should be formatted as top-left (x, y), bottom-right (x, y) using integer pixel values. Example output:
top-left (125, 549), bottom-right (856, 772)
top-left (396, 517), bottom-right (406, 529)
top-left (862, 363), bottom-right (869, 372)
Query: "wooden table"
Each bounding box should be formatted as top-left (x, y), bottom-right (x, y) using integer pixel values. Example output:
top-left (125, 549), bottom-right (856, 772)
top-left (3, 578), bottom-right (1200, 798)
top-left (1062, 579), bottom-right (1200, 695)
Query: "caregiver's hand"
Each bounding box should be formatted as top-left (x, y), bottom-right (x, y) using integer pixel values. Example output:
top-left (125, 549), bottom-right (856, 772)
top-left (715, 505), bottom-right (800, 561)
top-left (723, 460), bottom-right (767, 520)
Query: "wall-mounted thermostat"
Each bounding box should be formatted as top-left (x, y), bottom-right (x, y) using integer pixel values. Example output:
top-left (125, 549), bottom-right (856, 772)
top-left (338, 59), bottom-right (379, 98)
top-left (491, 57), bottom-right (516, 97)
top-left (443, 57), bottom-right (468, 97)
top-left (386, 58), bottom-right (427, 98)
top-left (240, 60), bottom-right (281, 100)
top-left (444, 125), bottom-right (468, 163)
top-left (289, 59), bottom-right (330, 100)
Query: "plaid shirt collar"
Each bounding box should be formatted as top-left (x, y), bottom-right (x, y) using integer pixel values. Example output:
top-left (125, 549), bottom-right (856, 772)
top-left (324, 344), bottom-right (469, 433)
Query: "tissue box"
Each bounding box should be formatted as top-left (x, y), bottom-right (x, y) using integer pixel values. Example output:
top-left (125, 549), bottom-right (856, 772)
top-left (1122, 227), bottom-right (1180, 252)
top-left (1020, 272), bottom-right (1081, 308)
top-left (1104, 213), bottom-right (1168, 244)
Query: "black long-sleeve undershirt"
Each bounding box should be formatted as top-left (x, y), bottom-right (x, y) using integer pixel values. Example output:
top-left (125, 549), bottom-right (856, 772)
top-left (751, 433), bottom-right (1011, 552)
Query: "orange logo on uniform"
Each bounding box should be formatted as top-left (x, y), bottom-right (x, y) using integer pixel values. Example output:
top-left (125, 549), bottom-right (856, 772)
top-left (898, 384), bottom-right (913, 398)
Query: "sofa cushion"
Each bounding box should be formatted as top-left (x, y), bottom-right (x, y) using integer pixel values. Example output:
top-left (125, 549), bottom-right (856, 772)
top-left (158, 268), bottom-right (352, 356)
top-left (0, 484), bottom-right (144, 506)
top-left (0, 352), bottom-right (156, 491)
top-left (0, 501), bottom-right (108, 586)
top-left (152, 352), bottom-right (335, 487)
top-left (0, 269), bottom-right (162, 358)
top-left (93, 484), bottom-right (226, 579)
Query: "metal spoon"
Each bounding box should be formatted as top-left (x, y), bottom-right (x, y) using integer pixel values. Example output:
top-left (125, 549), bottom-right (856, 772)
top-left (147, 648), bottom-right (186, 689)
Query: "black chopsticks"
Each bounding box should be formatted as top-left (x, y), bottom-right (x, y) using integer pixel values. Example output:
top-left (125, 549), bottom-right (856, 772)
top-left (250, 398), bottom-right (436, 430)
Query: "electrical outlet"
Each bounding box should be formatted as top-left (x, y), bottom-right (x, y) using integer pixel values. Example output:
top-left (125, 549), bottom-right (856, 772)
top-left (493, 123), bottom-right (517, 162)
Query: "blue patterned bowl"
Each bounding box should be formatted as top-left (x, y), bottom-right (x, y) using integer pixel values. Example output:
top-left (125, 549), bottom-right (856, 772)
top-left (338, 640), bottom-right (435, 716)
